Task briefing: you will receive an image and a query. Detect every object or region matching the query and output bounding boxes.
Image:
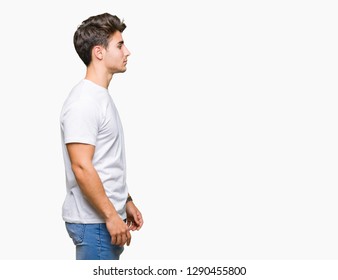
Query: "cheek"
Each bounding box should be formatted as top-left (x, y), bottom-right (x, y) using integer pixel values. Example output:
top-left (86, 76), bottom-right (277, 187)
top-left (109, 51), bottom-right (124, 61)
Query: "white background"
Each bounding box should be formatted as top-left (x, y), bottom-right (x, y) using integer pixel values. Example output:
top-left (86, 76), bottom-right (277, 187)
top-left (0, 0), bottom-right (337, 260)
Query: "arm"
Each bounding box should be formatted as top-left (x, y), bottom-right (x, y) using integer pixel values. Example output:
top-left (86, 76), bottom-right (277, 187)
top-left (66, 143), bottom-right (131, 246)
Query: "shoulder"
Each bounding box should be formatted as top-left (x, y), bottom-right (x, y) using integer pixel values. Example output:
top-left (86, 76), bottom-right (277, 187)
top-left (60, 81), bottom-right (114, 128)
top-left (64, 80), bottom-right (110, 109)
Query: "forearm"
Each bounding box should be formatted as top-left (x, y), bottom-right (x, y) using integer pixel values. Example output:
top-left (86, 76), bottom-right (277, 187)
top-left (72, 164), bottom-right (118, 220)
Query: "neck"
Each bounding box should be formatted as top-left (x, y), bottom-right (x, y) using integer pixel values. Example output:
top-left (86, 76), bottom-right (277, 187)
top-left (85, 64), bottom-right (113, 89)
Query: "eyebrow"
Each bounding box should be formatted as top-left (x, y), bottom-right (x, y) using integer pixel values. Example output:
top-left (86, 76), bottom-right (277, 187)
top-left (117, 40), bottom-right (124, 46)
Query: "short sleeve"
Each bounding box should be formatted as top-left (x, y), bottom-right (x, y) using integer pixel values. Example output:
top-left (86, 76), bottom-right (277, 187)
top-left (61, 98), bottom-right (101, 146)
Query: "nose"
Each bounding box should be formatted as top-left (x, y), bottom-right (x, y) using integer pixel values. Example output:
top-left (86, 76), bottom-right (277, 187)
top-left (124, 46), bottom-right (131, 57)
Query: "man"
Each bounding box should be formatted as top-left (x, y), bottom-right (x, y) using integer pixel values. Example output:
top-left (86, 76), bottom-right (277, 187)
top-left (60, 13), bottom-right (143, 260)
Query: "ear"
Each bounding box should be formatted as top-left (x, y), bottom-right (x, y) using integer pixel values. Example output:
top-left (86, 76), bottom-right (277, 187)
top-left (92, 45), bottom-right (104, 61)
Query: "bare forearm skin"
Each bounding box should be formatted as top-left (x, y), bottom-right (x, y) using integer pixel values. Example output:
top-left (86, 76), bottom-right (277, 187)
top-left (71, 162), bottom-right (118, 221)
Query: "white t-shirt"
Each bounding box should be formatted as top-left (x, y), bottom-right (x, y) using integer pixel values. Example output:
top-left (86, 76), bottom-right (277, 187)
top-left (60, 79), bottom-right (128, 223)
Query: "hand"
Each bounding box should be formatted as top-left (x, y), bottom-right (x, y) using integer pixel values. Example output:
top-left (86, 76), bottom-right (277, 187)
top-left (126, 201), bottom-right (144, 231)
top-left (106, 215), bottom-right (131, 246)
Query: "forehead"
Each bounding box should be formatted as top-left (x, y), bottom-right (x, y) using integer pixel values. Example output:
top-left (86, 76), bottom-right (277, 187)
top-left (109, 31), bottom-right (123, 44)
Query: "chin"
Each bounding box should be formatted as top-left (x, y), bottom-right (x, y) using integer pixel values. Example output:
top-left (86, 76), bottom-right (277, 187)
top-left (114, 69), bottom-right (127, 74)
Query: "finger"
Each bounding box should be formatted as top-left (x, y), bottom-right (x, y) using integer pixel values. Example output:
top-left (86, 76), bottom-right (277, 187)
top-left (131, 221), bottom-right (140, 231)
top-left (136, 213), bottom-right (143, 230)
top-left (130, 224), bottom-right (138, 231)
top-left (126, 218), bottom-right (135, 230)
top-left (121, 233), bottom-right (127, 246)
top-left (115, 234), bottom-right (122, 246)
top-left (111, 235), bottom-right (117, 245)
top-left (126, 230), bottom-right (132, 246)
top-left (132, 213), bottom-right (141, 225)
top-left (127, 220), bottom-right (133, 228)
top-left (130, 224), bottom-right (137, 231)
top-left (137, 212), bottom-right (143, 222)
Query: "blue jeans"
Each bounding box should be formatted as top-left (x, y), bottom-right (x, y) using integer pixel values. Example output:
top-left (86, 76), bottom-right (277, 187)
top-left (65, 223), bottom-right (124, 260)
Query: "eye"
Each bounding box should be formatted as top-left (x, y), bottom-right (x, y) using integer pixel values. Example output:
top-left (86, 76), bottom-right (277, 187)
top-left (117, 44), bottom-right (122, 49)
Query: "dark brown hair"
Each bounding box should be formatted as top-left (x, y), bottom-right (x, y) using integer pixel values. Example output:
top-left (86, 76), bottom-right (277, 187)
top-left (73, 13), bottom-right (126, 66)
